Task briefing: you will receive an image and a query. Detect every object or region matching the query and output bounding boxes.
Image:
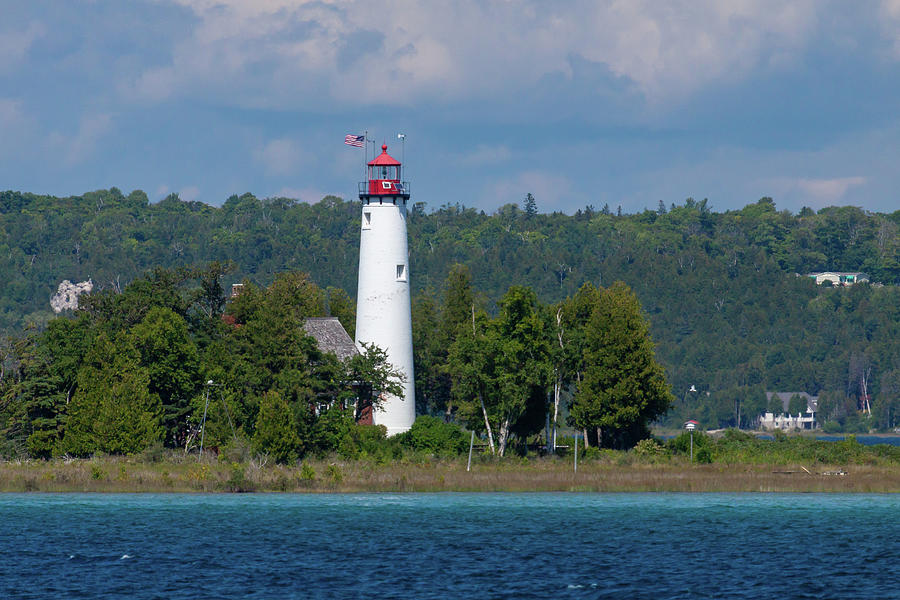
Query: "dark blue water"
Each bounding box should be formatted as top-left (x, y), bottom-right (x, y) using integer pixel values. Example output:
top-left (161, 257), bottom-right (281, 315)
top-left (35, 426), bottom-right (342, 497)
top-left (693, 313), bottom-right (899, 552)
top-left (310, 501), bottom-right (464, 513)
top-left (816, 435), bottom-right (900, 446)
top-left (2, 493), bottom-right (898, 599)
top-left (751, 435), bottom-right (900, 446)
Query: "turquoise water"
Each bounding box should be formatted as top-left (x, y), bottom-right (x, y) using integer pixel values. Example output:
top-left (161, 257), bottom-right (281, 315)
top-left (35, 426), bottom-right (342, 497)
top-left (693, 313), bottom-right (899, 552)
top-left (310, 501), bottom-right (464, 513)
top-left (2, 493), bottom-right (898, 598)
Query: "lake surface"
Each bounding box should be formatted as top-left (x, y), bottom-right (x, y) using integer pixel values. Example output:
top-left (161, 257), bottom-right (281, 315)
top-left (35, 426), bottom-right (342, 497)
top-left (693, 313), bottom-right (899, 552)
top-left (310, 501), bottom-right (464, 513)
top-left (2, 493), bottom-right (898, 599)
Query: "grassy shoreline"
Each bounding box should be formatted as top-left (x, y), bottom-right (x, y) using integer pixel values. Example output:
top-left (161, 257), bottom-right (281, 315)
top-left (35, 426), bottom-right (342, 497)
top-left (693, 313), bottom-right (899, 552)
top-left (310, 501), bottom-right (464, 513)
top-left (2, 455), bottom-right (899, 493)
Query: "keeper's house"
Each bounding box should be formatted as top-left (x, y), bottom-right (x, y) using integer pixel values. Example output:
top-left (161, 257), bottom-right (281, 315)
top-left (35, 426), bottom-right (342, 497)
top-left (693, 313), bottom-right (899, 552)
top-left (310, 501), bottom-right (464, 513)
top-left (759, 392), bottom-right (818, 431)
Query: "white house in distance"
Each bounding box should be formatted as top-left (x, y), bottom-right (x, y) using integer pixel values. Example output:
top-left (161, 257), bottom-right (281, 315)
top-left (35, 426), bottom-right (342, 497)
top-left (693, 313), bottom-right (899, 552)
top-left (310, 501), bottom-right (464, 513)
top-left (759, 392), bottom-right (818, 430)
top-left (806, 272), bottom-right (869, 286)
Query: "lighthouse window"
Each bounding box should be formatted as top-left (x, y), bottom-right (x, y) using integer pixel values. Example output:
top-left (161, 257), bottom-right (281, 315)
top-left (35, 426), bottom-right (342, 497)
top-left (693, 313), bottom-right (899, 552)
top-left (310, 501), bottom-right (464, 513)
top-left (396, 264), bottom-right (406, 281)
top-left (369, 165), bottom-right (399, 180)
top-left (363, 211), bottom-right (371, 229)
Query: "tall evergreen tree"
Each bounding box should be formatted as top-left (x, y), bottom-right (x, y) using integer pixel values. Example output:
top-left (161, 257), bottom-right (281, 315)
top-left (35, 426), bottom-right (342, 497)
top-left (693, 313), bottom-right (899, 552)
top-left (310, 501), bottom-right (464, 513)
top-left (62, 334), bottom-right (164, 456)
top-left (524, 193), bottom-right (537, 219)
top-left (571, 282), bottom-right (673, 449)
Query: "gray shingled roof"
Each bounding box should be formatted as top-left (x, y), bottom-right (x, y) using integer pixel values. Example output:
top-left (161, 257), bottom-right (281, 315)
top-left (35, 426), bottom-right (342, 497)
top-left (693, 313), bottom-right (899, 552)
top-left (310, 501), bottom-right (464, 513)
top-left (303, 317), bottom-right (359, 361)
top-left (766, 391), bottom-right (818, 413)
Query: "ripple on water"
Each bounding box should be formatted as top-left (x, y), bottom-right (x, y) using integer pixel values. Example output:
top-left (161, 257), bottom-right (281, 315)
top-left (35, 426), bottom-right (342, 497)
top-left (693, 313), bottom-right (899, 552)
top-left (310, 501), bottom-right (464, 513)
top-left (1, 492), bottom-right (899, 599)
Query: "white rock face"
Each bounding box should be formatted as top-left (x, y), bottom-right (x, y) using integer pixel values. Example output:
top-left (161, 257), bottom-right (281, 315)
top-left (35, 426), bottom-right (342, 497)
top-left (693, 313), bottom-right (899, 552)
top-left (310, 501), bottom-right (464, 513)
top-left (50, 280), bottom-right (93, 313)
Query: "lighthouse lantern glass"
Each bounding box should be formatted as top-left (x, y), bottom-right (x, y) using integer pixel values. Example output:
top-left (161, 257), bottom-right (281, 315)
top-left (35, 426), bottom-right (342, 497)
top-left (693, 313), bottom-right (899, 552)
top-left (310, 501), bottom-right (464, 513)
top-left (369, 165), bottom-right (399, 180)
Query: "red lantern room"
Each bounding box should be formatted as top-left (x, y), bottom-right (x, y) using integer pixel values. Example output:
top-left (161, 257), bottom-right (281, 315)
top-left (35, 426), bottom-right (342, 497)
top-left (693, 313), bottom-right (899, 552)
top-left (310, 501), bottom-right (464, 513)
top-left (359, 144), bottom-right (410, 204)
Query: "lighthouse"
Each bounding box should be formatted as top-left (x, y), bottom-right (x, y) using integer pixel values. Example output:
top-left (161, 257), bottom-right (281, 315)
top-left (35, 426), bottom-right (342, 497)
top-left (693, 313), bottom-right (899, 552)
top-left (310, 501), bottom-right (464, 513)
top-left (355, 144), bottom-right (415, 435)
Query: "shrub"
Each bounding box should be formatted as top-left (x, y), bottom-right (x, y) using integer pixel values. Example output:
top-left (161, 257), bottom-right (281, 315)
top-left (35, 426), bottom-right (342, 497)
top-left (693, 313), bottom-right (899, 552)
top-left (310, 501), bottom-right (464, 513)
top-left (822, 420), bottom-right (842, 433)
top-left (221, 438), bottom-right (253, 463)
top-left (667, 431), bottom-right (711, 456)
top-left (299, 463), bottom-right (316, 482)
top-left (140, 442), bottom-right (166, 463)
top-left (397, 416), bottom-right (468, 457)
top-left (325, 464), bottom-right (343, 485)
top-left (633, 437), bottom-right (668, 460)
top-left (695, 446), bottom-right (713, 464)
top-left (224, 462), bottom-right (255, 492)
top-left (310, 406), bottom-right (398, 461)
top-left (345, 423), bottom-right (393, 461)
top-left (581, 446), bottom-right (603, 460)
top-left (310, 406), bottom-right (355, 456)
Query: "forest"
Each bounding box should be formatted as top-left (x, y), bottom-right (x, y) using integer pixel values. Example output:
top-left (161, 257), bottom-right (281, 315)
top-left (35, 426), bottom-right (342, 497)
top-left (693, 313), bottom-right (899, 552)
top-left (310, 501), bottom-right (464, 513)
top-left (1, 188), bottom-right (900, 455)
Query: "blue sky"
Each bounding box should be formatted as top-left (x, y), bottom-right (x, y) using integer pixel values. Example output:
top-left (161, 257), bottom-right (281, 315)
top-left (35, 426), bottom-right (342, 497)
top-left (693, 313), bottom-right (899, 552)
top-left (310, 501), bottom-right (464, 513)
top-left (2, 0), bottom-right (900, 215)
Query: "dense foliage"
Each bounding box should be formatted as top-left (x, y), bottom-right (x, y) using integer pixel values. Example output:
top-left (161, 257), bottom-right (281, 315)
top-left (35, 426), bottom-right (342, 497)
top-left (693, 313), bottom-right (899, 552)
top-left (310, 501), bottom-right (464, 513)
top-left (660, 429), bottom-right (900, 467)
top-left (0, 266), bottom-right (403, 461)
top-left (2, 188), bottom-right (900, 440)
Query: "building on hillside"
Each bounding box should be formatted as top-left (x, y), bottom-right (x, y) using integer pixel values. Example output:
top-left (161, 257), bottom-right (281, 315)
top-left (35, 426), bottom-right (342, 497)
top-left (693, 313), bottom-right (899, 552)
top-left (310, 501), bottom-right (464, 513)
top-left (302, 317), bottom-right (372, 423)
top-left (759, 392), bottom-right (818, 430)
top-left (303, 317), bottom-right (359, 362)
top-left (806, 272), bottom-right (869, 286)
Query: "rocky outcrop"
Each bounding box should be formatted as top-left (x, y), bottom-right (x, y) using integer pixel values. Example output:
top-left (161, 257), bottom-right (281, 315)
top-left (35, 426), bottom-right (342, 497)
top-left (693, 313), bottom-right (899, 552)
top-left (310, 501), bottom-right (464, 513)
top-left (50, 280), bottom-right (93, 313)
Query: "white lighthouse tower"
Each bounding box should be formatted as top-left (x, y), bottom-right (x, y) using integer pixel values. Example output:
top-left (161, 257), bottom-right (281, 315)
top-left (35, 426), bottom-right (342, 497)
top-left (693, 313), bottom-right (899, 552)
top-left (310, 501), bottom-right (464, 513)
top-left (355, 144), bottom-right (415, 435)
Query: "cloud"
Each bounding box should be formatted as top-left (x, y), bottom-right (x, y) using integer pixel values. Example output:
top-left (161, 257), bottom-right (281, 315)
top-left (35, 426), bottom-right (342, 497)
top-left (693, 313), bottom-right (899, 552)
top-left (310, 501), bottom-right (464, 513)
top-left (118, 0), bottom-right (817, 110)
top-left (880, 0), bottom-right (900, 57)
top-left (254, 138), bottom-right (306, 176)
top-left (458, 145), bottom-right (512, 167)
top-left (772, 176), bottom-right (868, 206)
top-left (0, 22), bottom-right (44, 72)
top-left (484, 170), bottom-right (575, 211)
top-left (0, 98), bottom-right (27, 130)
top-left (274, 186), bottom-right (324, 203)
top-left (47, 113), bottom-right (113, 166)
top-left (0, 99), bottom-right (31, 159)
top-left (179, 185), bottom-right (201, 202)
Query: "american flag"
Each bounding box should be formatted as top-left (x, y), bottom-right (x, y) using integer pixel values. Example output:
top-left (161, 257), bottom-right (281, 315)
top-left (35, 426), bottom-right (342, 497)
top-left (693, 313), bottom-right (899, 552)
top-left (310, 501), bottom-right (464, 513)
top-left (344, 134), bottom-right (365, 148)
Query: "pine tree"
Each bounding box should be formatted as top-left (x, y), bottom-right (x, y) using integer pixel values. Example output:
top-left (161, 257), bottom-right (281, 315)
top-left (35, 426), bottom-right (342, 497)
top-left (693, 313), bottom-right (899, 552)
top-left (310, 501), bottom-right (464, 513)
top-left (62, 334), bottom-right (164, 455)
top-left (524, 193), bottom-right (537, 219)
top-left (571, 282), bottom-right (673, 449)
top-left (253, 390), bottom-right (302, 463)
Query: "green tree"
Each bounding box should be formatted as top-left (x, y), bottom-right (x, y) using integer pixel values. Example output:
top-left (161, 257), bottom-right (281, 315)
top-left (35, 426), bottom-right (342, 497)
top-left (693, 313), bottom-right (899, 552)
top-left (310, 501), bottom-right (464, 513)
top-left (449, 286), bottom-right (551, 456)
top-left (524, 193), bottom-right (537, 219)
top-left (344, 342), bottom-right (406, 423)
top-left (448, 308), bottom-right (501, 453)
top-left (62, 334), bottom-right (164, 455)
top-left (548, 282), bottom-right (601, 449)
top-left (571, 282), bottom-right (673, 449)
top-left (493, 286), bottom-right (552, 450)
top-left (326, 286), bottom-right (356, 337)
top-left (787, 393), bottom-right (807, 415)
top-left (129, 306), bottom-right (199, 446)
top-left (253, 390), bottom-right (302, 463)
top-left (411, 293), bottom-right (449, 416)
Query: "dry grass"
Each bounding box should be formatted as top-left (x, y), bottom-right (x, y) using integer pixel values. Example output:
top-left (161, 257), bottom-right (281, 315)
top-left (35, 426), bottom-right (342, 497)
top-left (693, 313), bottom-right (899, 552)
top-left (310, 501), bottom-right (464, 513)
top-left (2, 455), bottom-right (900, 493)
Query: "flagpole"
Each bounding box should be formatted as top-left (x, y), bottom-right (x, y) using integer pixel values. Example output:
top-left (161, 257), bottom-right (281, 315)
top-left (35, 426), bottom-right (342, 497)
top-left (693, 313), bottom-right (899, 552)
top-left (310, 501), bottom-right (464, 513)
top-left (364, 130), bottom-right (368, 179)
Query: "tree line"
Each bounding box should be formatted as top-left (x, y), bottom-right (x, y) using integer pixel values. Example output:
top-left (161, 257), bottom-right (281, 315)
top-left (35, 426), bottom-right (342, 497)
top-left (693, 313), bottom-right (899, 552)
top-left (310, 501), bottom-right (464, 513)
top-left (0, 265), bottom-right (404, 461)
top-left (0, 262), bottom-right (670, 460)
top-left (2, 189), bottom-right (900, 433)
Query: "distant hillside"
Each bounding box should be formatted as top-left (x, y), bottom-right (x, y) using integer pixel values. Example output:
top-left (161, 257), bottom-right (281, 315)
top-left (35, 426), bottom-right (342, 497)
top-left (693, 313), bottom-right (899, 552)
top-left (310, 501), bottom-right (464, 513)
top-left (2, 188), bottom-right (900, 429)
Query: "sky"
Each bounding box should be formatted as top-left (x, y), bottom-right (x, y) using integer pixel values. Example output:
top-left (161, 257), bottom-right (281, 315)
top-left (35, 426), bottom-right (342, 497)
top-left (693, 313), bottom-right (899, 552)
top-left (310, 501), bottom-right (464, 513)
top-left (2, 0), bottom-right (900, 215)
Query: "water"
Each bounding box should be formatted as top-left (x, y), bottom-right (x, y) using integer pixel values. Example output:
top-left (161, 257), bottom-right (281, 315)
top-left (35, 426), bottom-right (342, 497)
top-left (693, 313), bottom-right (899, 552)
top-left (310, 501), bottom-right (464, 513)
top-left (2, 493), bottom-right (898, 599)
top-left (816, 435), bottom-right (900, 446)
top-left (751, 434), bottom-right (900, 446)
